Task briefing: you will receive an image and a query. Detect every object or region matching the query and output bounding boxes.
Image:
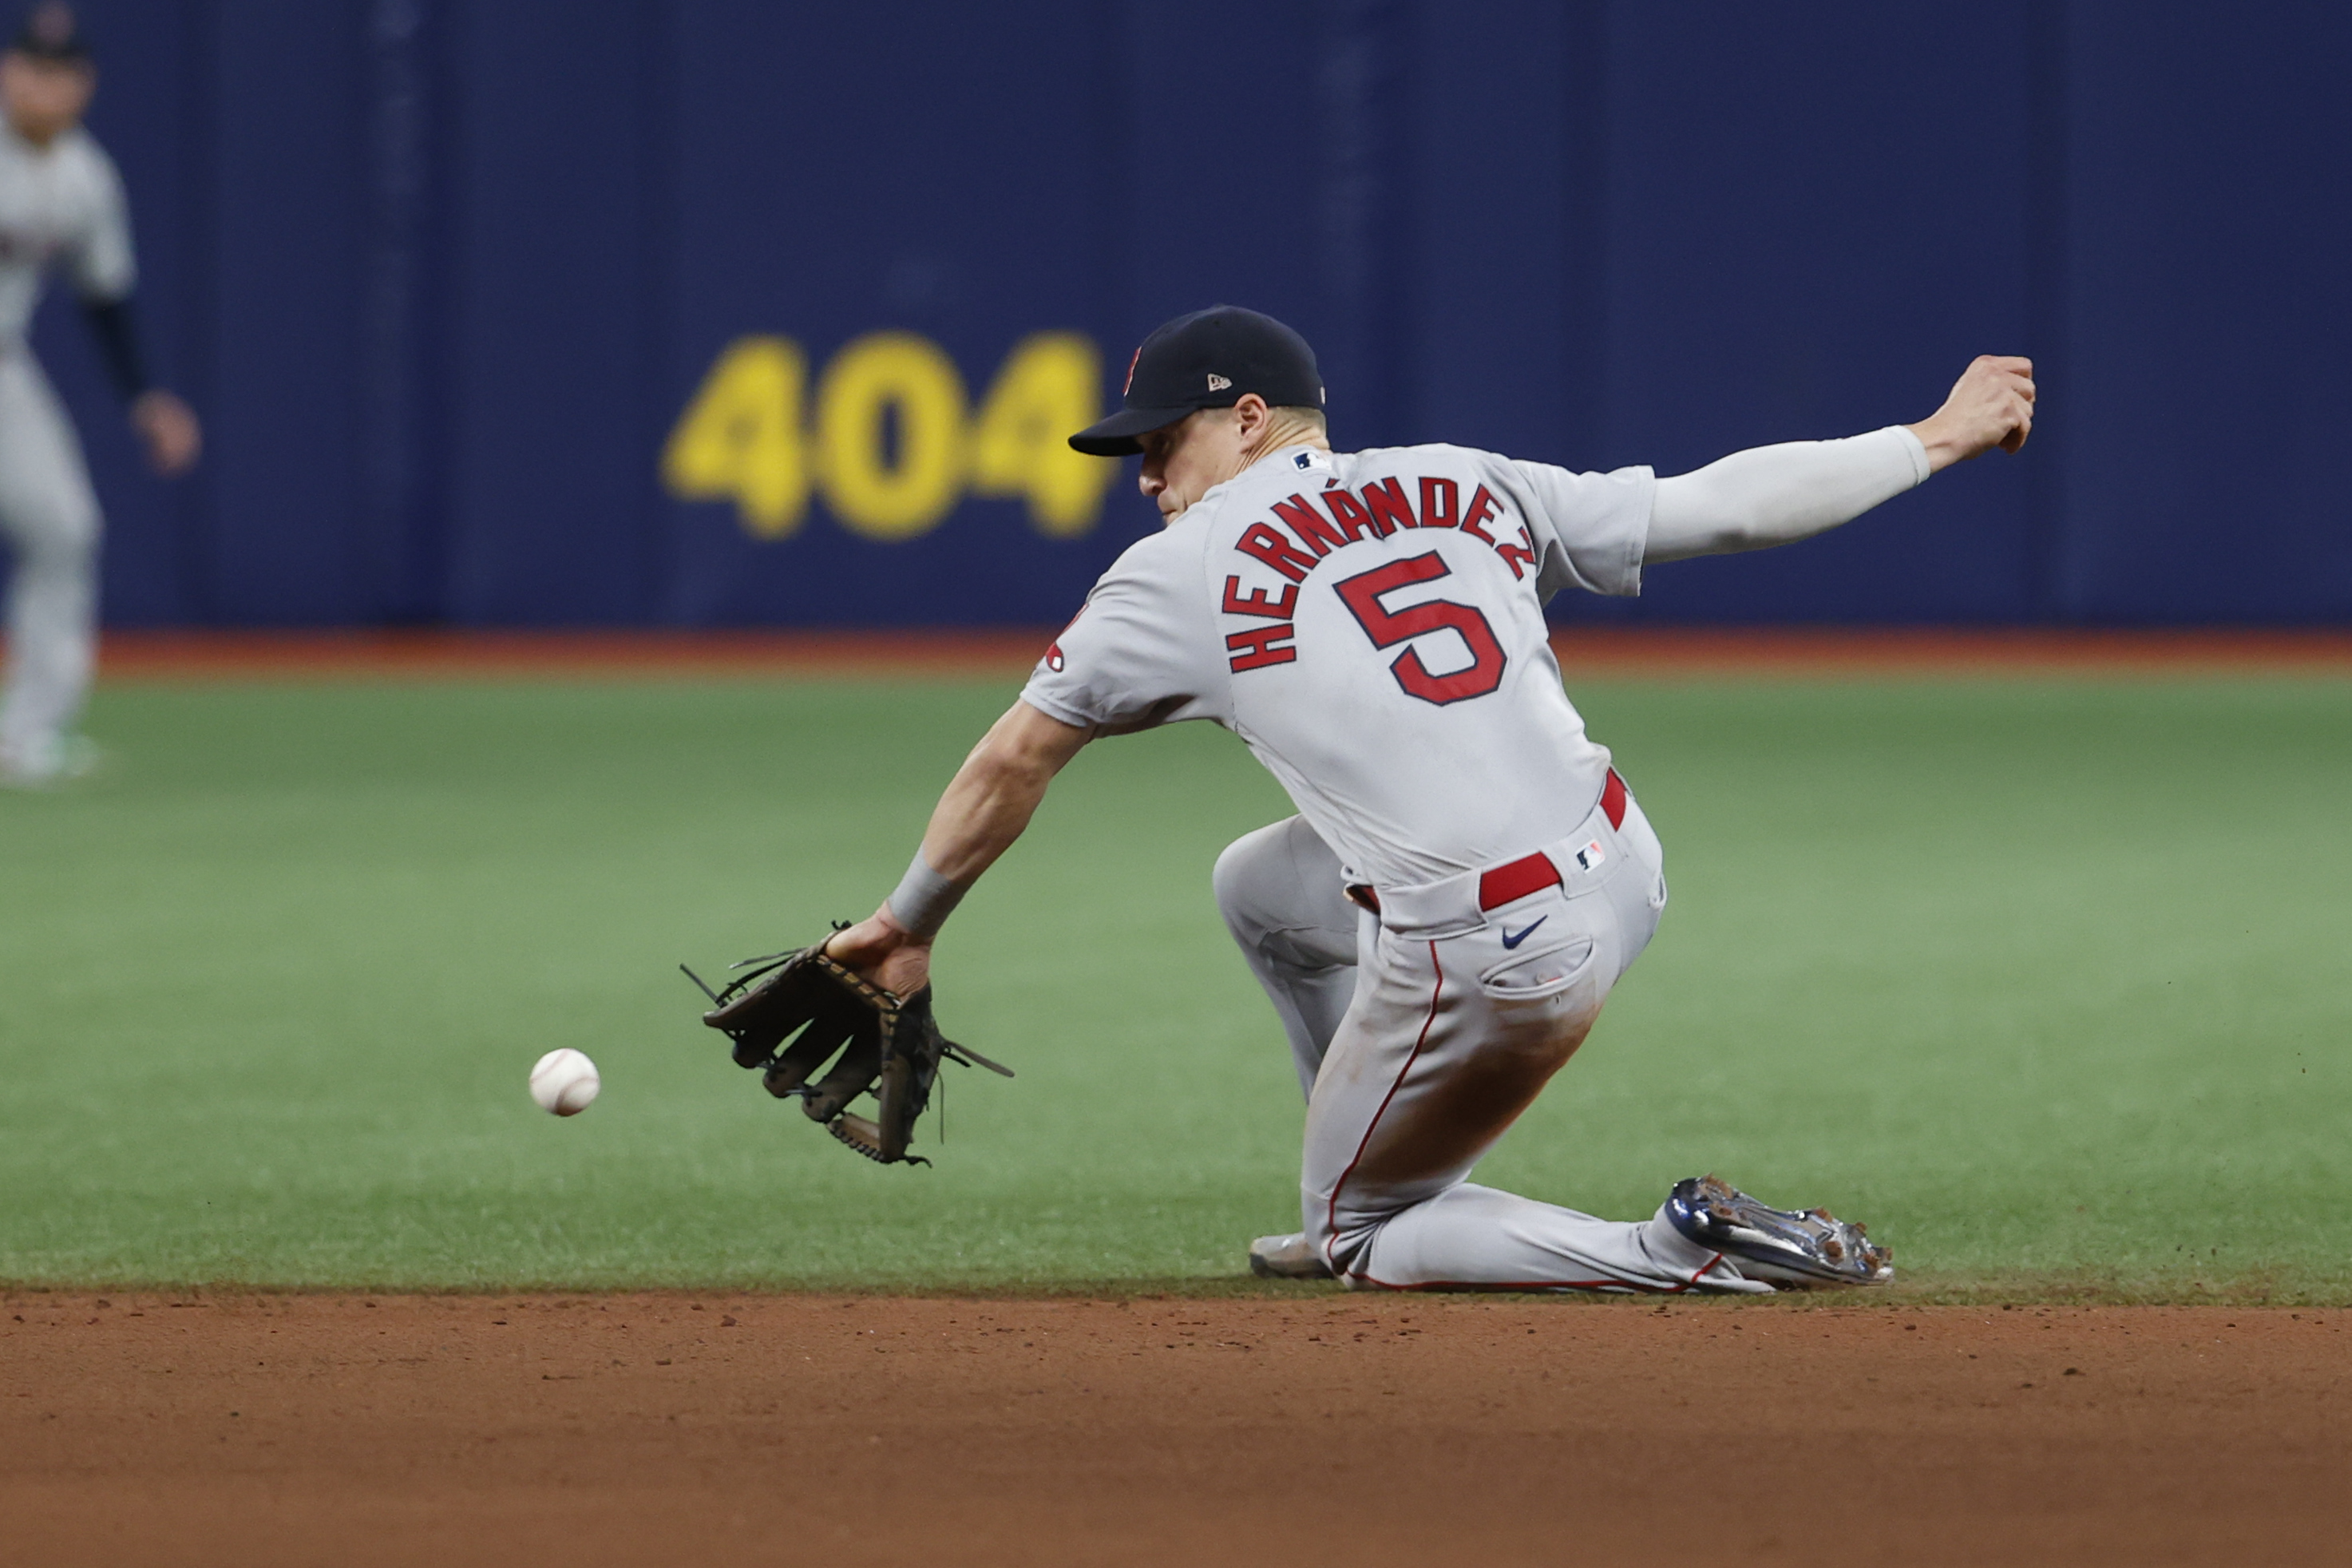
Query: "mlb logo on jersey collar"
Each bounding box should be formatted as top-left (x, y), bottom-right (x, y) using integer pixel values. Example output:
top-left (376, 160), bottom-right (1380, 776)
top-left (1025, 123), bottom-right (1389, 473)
top-left (1291, 448), bottom-right (1332, 473)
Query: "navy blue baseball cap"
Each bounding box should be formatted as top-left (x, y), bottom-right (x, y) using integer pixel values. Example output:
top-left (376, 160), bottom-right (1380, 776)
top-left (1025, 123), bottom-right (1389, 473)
top-left (1068, 306), bottom-right (1324, 457)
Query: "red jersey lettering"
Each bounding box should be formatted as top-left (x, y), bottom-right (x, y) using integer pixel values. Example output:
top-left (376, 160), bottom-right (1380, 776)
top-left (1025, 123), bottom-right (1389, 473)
top-left (1360, 476), bottom-right (1417, 533)
top-left (1222, 575), bottom-right (1299, 620)
top-left (1460, 484), bottom-right (1503, 544)
top-left (1237, 522), bottom-right (1317, 583)
top-left (1271, 493), bottom-right (1348, 558)
top-left (1321, 487), bottom-right (1388, 543)
top-left (1496, 522), bottom-right (1538, 580)
top-left (1226, 623), bottom-right (1298, 672)
top-left (1419, 475), bottom-right (1459, 530)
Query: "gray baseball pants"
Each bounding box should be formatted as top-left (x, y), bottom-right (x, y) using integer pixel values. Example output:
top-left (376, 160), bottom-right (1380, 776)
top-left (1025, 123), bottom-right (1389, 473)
top-left (0, 350), bottom-right (100, 774)
top-left (1214, 790), bottom-right (1761, 1292)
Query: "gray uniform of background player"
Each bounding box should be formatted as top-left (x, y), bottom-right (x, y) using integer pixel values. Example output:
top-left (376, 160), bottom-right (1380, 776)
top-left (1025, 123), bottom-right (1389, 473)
top-left (0, 109), bottom-right (129, 775)
top-left (1024, 428), bottom-right (1932, 1290)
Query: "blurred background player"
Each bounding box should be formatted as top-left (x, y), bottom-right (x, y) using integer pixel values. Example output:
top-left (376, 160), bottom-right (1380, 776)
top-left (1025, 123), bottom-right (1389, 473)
top-left (0, 2), bottom-right (198, 785)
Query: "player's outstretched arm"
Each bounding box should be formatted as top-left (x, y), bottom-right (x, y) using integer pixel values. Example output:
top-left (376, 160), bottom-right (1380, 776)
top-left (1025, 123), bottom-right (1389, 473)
top-left (822, 699), bottom-right (1092, 996)
top-left (1643, 354), bottom-right (2034, 564)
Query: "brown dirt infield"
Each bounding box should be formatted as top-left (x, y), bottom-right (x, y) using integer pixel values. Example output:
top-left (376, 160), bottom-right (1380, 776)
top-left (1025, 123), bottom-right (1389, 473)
top-left (6, 1293), bottom-right (2345, 1566)
top-left (90, 625), bottom-right (2352, 682)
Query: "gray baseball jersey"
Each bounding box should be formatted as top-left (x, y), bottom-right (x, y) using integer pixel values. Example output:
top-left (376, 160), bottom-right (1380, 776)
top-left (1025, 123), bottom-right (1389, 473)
top-left (1049, 422), bottom-right (1932, 1293)
top-left (1021, 443), bottom-right (1651, 891)
top-left (0, 119), bottom-right (133, 782)
top-left (0, 119), bottom-right (134, 337)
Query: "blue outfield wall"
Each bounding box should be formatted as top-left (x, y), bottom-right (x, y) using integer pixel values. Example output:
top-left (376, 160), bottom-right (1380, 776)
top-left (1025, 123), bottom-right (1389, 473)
top-left (31, 1), bottom-right (2352, 629)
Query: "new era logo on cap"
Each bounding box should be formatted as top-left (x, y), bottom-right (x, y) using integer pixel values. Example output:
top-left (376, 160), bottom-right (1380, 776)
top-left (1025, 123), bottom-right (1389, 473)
top-left (1206, 373), bottom-right (1231, 391)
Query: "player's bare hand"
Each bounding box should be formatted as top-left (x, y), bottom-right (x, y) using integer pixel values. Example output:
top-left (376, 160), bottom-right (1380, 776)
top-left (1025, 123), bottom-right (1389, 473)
top-left (823, 904), bottom-right (932, 998)
top-left (130, 388), bottom-right (201, 476)
top-left (1907, 355), bottom-right (2034, 472)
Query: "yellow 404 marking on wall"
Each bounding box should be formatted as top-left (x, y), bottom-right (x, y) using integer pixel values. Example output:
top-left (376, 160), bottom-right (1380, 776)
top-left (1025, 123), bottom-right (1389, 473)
top-left (663, 331), bottom-right (1119, 542)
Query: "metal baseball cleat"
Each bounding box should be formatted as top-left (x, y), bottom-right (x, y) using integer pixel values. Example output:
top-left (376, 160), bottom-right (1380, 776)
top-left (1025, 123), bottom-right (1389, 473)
top-left (1665, 1174), bottom-right (1894, 1288)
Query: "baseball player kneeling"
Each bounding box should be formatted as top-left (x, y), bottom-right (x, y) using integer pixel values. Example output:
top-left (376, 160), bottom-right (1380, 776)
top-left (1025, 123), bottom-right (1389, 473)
top-left (823, 305), bottom-right (2032, 1293)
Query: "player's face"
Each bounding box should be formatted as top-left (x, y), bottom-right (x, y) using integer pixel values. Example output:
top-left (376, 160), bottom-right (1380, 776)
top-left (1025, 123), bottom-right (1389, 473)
top-left (0, 53), bottom-right (94, 145)
top-left (1136, 408), bottom-right (1252, 524)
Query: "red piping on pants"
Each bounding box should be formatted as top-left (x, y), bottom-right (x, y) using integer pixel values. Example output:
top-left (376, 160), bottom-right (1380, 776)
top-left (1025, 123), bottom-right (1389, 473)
top-left (1321, 940), bottom-right (1446, 1277)
top-left (1319, 927), bottom-right (1734, 1296)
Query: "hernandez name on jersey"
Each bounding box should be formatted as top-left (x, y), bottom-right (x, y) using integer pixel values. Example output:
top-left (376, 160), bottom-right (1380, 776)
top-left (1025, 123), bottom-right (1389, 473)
top-left (1024, 443), bottom-right (1655, 893)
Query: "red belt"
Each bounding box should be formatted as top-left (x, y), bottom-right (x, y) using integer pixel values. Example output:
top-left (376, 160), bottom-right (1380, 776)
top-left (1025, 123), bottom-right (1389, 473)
top-left (1348, 770), bottom-right (1627, 916)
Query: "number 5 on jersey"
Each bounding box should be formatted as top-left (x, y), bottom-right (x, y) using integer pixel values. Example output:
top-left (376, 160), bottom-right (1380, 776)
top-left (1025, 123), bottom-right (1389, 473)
top-left (1334, 553), bottom-right (1507, 705)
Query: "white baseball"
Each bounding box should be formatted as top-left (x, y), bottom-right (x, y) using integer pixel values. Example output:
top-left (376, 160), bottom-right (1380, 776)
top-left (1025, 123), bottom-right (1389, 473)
top-left (529, 1048), bottom-right (600, 1116)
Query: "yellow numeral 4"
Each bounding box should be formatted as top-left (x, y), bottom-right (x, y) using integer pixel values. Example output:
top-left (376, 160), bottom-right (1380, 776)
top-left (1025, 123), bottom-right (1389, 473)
top-left (660, 337), bottom-right (810, 538)
top-left (968, 333), bottom-right (1115, 539)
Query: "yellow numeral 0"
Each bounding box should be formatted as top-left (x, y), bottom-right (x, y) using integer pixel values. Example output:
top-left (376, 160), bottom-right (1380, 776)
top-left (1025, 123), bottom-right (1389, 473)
top-left (814, 333), bottom-right (968, 541)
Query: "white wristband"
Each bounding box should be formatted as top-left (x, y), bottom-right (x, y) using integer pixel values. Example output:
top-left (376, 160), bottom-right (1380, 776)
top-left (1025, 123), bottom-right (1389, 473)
top-left (885, 852), bottom-right (966, 940)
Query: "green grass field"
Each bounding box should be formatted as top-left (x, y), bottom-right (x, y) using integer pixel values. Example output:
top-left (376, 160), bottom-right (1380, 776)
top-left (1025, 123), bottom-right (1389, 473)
top-left (2, 671), bottom-right (2346, 1300)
